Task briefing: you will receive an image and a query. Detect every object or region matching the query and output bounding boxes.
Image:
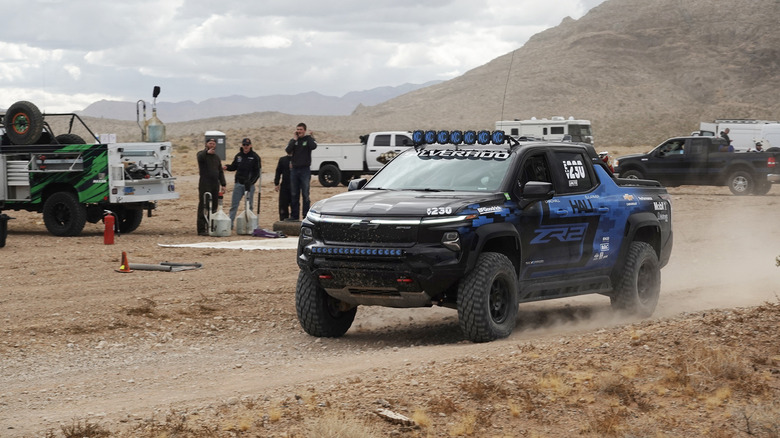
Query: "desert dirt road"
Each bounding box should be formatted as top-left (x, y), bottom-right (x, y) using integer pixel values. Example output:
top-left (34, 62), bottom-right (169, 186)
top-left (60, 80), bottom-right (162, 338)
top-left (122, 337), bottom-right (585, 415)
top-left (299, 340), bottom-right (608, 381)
top-left (1, 167), bottom-right (778, 436)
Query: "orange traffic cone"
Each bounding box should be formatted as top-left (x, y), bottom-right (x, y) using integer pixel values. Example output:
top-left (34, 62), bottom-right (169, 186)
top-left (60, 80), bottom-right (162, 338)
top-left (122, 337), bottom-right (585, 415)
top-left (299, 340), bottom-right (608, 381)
top-left (116, 251), bottom-right (133, 273)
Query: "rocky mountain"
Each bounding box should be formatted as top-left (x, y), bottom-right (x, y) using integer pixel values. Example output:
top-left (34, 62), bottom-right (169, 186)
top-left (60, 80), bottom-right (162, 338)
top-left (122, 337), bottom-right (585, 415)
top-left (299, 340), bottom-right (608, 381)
top-left (78, 81), bottom-right (441, 122)
top-left (349, 0), bottom-right (780, 147)
top-left (82, 0), bottom-right (779, 148)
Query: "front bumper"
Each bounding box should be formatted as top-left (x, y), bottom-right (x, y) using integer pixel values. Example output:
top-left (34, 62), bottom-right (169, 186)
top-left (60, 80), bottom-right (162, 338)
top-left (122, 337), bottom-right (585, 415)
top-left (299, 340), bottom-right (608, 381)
top-left (297, 240), bottom-right (465, 308)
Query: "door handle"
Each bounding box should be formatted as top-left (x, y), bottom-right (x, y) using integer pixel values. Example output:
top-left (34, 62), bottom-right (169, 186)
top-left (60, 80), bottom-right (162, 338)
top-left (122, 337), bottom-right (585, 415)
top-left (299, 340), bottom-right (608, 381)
top-left (556, 209), bottom-right (569, 216)
top-left (598, 207), bottom-right (609, 213)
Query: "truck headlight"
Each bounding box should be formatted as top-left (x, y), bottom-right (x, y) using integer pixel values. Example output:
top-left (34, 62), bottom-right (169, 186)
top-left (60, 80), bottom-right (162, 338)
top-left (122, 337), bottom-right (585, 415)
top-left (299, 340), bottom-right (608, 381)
top-left (442, 231), bottom-right (460, 252)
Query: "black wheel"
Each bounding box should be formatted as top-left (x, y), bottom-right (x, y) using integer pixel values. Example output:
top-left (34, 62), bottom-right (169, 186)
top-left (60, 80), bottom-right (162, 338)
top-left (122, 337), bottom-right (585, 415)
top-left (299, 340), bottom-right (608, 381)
top-left (55, 134), bottom-right (86, 145)
top-left (3, 101), bottom-right (44, 145)
top-left (116, 208), bottom-right (143, 233)
top-left (457, 252), bottom-right (518, 342)
top-left (340, 172), bottom-right (353, 186)
top-left (295, 270), bottom-right (356, 337)
top-left (727, 170), bottom-right (753, 195)
top-left (620, 169), bottom-right (644, 180)
top-left (752, 181), bottom-right (772, 196)
top-left (611, 241), bottom-right (660, 317)
top-left (42, 192), bottom-right (87, 236)
top-left (318, 164), bottom-right (341, 187)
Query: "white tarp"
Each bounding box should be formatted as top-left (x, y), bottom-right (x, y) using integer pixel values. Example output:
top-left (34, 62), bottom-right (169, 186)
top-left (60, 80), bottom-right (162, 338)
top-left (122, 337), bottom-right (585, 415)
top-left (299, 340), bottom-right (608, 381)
top-left (159, 237), bottom-right (298, 251)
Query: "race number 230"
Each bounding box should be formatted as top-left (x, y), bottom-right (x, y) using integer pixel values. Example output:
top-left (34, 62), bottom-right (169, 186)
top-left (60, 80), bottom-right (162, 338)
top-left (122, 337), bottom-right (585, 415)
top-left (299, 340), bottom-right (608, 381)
top-left (427, 207), bottom-right (452, 215)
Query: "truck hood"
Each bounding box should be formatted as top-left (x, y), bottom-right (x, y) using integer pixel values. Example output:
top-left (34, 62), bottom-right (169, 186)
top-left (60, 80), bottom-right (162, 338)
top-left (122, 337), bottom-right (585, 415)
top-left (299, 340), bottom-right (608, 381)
top-left (312, 189), bottom-right (505, 217)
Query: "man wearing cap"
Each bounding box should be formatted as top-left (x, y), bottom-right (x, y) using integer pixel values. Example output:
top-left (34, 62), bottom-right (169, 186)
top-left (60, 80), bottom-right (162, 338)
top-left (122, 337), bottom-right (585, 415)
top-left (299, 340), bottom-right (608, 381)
top-left (197, 138), bottom-right (227, 235)
top-left (224, 137), bottom-right (261, 228)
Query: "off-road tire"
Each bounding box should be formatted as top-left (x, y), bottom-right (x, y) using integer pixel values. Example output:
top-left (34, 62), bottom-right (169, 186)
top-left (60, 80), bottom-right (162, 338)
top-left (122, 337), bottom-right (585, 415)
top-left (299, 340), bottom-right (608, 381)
top-left (117, 208), bottom-right (144, 233)
top-left (752, 181), bottom-right (772, 196)
top-left (611, 241), bottom-right (660, 317)
top-left (457, 252), bottom-right (518, 343)
top-left (42, 191), bottom-right (87, 236)
top-left (728, 170), bottom-right (753, 195)
top-left (620, 170), bottom-right (644, 180)
top-left (340, 172), bottom-right (353, 186)
top-left (295, 270), bottom-right (356, 337)
top-left (318, 164), bottom-right (341, 187)
top-left (55, 134), bottom-right (87, 145)
top-left (3, 101), bottom-right (44, 145)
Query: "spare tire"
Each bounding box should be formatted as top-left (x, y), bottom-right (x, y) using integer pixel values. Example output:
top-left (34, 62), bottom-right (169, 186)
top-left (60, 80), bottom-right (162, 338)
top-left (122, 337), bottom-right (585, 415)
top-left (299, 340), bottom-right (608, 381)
top-left (55, 134), bottom-right (87, 145)
top-left (3, 101), bottom-right (44, 145)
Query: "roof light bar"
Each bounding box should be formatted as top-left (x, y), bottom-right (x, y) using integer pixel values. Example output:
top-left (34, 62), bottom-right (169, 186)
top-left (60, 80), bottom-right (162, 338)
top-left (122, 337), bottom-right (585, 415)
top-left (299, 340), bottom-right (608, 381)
top-left (413, 130), bottom-right (507, 146)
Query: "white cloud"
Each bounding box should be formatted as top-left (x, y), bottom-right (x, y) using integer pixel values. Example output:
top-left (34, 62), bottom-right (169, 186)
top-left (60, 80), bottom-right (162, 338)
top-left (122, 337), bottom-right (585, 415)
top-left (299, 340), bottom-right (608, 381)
top-left (0, 0), bottom-right (607, 109)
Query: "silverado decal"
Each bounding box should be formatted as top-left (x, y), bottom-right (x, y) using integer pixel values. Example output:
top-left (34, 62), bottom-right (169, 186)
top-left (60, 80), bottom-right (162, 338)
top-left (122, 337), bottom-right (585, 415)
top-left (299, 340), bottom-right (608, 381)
top-left (417, 150), bottom-right (509, 159)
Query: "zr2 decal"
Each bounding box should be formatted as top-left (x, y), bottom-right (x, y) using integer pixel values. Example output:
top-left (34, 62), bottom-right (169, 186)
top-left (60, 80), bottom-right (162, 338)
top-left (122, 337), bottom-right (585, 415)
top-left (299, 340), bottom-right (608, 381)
top-left (531, 223), bottom-right (588, 244)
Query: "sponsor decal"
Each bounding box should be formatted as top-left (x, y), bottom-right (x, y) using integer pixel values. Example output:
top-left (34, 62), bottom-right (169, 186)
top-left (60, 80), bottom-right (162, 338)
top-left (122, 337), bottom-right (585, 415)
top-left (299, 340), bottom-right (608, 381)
top-left (623, 194), bottom-right (635, 201)
top-left (658, 213), bottom-right (669, 221)
top-left (569, 180), bottom-right (579, 187)
top-left (92, 179), bottom-right (107, 184)
top-left (525, 259), bottom-right (545, 265)
top-left (531, 223), bottom-right (588, 244)
top-left (477, 206), bottom-right (503, 214)
top-left (626, 202), bottom-right (638, 206)
top-left (600, 243), bottom-right (610, 252)
top-left (417, 150), bottom-right (509, 159)
top-left (638, 196), bottom-right (653, 201)
top-left (569, 199), bottom-right (595, 214)
top-left (654, 201), bottom-right (667, 211)
top-left (593, 252), bottom-right (609, 261)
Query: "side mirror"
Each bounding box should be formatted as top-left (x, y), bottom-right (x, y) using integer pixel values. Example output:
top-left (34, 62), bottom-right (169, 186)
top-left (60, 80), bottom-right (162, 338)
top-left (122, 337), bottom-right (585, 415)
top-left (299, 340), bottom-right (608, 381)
top-left (348, 178), bottom-right (368, 191)
top-left (518, 181), bottom-right (554, 208)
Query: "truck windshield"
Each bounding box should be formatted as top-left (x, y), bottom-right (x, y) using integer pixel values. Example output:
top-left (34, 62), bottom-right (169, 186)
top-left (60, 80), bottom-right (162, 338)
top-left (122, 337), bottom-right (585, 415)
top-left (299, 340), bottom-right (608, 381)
top-left (365, 149), bottom-right (513, 191)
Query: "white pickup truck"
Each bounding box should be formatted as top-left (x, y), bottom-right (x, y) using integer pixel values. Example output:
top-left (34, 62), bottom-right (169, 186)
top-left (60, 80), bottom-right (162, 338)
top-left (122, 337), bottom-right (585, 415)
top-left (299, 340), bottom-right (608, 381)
top-left (311, 131), bottom-right (413, 186)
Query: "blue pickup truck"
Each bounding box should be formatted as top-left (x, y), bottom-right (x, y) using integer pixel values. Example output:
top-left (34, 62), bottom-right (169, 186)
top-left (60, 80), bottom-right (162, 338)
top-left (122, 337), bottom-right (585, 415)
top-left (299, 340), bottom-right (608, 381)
top-left (614, 136), bottom-right (780, 195)
top-left (295, 131), bottom-right (674, 342)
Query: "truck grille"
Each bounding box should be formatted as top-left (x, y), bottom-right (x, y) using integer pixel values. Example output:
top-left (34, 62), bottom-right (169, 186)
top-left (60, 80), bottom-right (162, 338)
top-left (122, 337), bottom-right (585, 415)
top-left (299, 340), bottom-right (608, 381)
top-left (318, 217), bottom-right (419, 245)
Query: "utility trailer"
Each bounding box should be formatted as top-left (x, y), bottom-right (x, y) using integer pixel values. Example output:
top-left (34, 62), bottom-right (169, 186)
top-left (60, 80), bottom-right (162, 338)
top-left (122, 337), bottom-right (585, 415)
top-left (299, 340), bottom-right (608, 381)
top-left (0, 93), bottom-right (178, 236)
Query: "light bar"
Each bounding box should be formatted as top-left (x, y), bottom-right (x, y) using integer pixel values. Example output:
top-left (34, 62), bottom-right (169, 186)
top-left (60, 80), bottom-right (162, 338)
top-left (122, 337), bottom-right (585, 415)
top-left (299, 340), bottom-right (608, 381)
top-left (310, 246), bottom-right (405, 257)
top-left (413, 130), bottom-right (507, 146)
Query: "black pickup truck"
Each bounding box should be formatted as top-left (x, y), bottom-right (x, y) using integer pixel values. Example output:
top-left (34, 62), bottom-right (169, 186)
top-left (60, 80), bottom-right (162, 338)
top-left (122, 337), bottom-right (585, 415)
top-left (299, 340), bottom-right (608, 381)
top-left (613, 136), bottom-right (780, 195)
top-left (295, 130), bottom-right (674, 342)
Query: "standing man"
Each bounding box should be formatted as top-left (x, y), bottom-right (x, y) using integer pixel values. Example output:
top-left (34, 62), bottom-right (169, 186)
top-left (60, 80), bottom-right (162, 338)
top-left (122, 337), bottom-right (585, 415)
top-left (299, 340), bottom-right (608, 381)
top-left (274, 152), bottom-right (292, 220)
top-left (285, 123), bottom-right (317, 220)
top-left (197, 138), bottom-right (226, 236)
top-left (720, 128), bottom-right (731, 144)
top-left (224, 137), bottom-right (261, 227)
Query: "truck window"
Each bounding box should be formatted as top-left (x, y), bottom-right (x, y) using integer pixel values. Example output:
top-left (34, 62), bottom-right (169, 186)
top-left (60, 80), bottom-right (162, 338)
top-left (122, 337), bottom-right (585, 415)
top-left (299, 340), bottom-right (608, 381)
top-left (688, 138), bottom-right (709, 154)
top-left (519, 154), bottom-right (552, 189)
top-left (395, 135), bottom-right (412, 146)
top-left (373, 135), bottom-right (391, 147)
top-left (554, 151), bottom-right (595, 194)
top-left (551, 126), bottom-right (564, 135)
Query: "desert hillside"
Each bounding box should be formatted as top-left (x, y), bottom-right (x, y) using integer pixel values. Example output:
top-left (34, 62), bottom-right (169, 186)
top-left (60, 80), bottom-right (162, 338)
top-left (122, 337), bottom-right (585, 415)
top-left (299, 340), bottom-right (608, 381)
top-left (65, 0), bottom-right (779, 150)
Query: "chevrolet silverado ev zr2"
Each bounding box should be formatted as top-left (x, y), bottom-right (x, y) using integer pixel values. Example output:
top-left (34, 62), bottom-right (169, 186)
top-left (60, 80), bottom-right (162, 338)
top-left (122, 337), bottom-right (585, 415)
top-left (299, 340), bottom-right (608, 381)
top-left (295, 129), bottom-right (673, 342)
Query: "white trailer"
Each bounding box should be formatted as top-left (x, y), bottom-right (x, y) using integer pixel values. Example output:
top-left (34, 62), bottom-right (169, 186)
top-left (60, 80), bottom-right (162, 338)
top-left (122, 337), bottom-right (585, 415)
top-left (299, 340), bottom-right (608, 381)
top-left (495, 116), bottom-right (593, 144)
top-left (697, 120), bottom-right (780, 152)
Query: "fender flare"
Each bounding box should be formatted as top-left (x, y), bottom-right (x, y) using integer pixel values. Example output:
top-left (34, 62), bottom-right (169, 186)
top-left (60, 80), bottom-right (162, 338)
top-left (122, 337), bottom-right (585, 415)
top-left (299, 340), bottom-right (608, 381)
top-left (614, 211), bottom-right (661, 274)
top-left (464, 222), bottom-right (521, 273)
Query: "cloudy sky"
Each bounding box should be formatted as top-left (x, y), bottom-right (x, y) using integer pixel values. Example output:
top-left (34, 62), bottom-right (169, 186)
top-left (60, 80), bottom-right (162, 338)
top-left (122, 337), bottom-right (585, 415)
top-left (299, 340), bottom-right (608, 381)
top-left (2, 0), bottom-right (606, 113)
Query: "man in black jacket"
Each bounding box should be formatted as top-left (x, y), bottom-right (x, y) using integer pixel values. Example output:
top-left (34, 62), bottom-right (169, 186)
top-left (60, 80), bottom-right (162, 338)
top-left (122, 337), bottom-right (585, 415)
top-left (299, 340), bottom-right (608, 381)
top-left (225, 138), bottom-right (261, 227)
top-left (197, 138), bottom-right (226, 235)
top-left (285, 123), bottom-right (317, 220)
top-left (274, 152), bottom-right (292, 220)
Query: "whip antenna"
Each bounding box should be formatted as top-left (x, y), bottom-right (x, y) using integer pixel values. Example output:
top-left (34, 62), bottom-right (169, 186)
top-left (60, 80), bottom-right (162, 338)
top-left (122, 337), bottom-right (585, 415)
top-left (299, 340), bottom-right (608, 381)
top-left (500, 49), bottom-right (517, 122)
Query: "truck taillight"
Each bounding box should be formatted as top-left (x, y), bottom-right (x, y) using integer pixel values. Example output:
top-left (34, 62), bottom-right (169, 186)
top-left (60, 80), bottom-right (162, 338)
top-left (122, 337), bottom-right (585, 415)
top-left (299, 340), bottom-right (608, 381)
top-left (768, 157), bottom-right (776, 168)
